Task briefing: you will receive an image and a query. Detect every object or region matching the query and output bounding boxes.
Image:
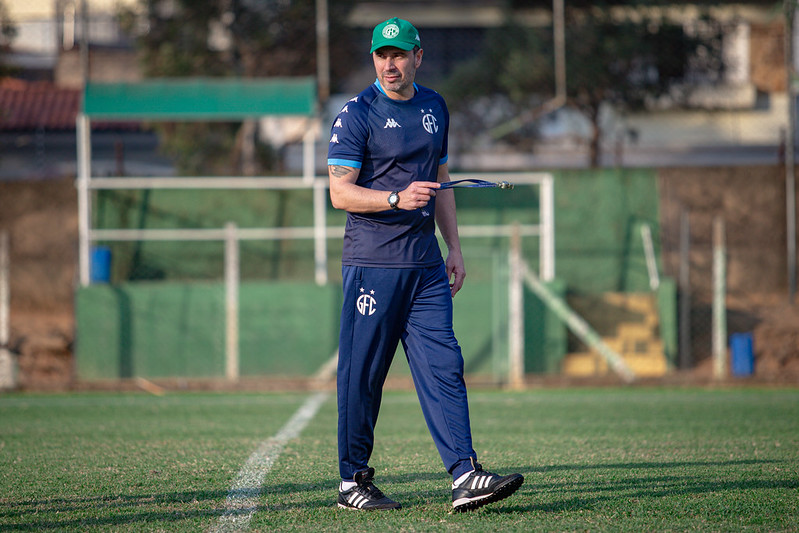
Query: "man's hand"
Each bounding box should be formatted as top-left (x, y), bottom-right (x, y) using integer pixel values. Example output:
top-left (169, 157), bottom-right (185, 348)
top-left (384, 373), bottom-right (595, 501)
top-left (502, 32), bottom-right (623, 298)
top-left (397, 181), bottom-right (440, 210)
top-left (445, 248), bottom-right (466, 297)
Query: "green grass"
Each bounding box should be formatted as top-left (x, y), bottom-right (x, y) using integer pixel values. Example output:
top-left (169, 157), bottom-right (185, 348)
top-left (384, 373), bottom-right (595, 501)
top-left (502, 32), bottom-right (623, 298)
top-left (1, 388), bottom-right (797, 531)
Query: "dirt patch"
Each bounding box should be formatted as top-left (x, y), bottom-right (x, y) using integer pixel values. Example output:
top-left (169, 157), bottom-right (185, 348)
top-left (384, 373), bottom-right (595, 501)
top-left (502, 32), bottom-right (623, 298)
top-left (0, 177), bottom-right (76, 390)
top-left (658, 166), bottom-right (799, 380)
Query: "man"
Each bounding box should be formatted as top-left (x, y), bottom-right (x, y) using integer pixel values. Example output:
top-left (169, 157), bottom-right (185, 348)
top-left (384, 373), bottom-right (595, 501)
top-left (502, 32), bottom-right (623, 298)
top-left (327, 17), bottom-right (524, 512)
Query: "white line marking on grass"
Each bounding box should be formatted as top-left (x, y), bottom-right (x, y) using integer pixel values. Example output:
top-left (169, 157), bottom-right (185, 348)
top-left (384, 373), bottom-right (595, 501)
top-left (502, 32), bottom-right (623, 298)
top-left (210, 391), bottom-right (329, 533)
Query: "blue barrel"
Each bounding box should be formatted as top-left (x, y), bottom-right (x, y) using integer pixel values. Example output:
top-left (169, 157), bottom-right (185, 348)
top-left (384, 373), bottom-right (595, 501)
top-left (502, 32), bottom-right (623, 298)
top-left (90, 246), bottom-right (112, 283)
top-left (730, 332), bottom-right (754, 377)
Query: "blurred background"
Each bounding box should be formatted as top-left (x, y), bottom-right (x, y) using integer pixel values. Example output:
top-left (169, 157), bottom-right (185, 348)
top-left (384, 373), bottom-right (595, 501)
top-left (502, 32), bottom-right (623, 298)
top-left (0, 0), bottom-right (797, 390)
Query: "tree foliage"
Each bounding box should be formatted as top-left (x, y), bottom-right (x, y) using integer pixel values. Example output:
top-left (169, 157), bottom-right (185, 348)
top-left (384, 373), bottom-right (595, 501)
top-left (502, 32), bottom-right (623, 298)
top-left (0, 0), bottom-right (18, 79)
top-left (442, 3), bottom-right (724, 166)
top-left (120, 0), bottom-right (356, 174)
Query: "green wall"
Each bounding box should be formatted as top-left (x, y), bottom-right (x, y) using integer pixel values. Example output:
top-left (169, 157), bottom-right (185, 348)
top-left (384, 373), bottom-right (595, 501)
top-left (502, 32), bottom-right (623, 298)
top-left (79, 167), bottom-right (669, 380)
top-left (76, 279), bottom-right (567, 381)
top-left (77, 282), bottom-right (341, 380)
top-left (552, 168), bottom-right (662, 293)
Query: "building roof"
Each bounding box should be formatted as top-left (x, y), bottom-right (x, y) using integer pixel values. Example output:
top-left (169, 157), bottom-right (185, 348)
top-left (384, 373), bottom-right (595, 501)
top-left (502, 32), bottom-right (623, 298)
top-left (0, 76), bottom-right (315, 131)
top-left (0, 79), bottom-right (80, 131)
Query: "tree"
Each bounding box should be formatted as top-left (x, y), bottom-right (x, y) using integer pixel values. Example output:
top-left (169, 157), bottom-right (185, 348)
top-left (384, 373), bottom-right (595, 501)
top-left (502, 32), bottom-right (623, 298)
top-left (0, 0), bottom-right (18, 79)
top-left (120, 0), bottom-right (356, 174)
top-left (442, 2), bottom-right (724, 167)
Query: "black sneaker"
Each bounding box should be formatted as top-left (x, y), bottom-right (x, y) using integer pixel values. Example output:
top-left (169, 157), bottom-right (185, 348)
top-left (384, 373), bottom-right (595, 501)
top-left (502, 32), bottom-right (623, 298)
top-left (337, 467), bottom-right (402, 510)
top-left (451, 461), bottom-right (524, 512)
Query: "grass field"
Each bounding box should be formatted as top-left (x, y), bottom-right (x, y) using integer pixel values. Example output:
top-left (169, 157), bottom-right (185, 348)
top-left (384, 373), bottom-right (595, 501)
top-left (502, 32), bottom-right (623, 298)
top-left (1, 387), bottom-right (798, 532)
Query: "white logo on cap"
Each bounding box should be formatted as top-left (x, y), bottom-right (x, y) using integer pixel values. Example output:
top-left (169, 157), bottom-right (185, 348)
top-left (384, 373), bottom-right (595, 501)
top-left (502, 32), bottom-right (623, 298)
top-left (382, 24), bottom-right (400, 39)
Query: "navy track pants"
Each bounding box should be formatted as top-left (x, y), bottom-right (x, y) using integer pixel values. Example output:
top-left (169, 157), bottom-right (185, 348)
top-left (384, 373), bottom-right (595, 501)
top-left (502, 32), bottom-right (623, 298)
top-left (337, 263), bottom-right (476, 481)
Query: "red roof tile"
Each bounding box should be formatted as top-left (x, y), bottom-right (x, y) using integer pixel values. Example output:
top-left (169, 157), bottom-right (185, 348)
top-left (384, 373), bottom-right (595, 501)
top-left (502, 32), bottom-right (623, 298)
top-left (0, 79), bottom-right (80, 131)
top-left (0, 79), bottom-right (140, 131)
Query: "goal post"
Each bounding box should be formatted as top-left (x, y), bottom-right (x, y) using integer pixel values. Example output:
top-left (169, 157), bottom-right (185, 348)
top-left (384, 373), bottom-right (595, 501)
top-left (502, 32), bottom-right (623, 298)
top-left (73, 172), bottom-right (555, 383)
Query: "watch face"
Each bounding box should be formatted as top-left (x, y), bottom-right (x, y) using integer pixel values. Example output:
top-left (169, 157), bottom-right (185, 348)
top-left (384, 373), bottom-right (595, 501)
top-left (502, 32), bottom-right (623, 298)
top-left (388, 192), bottom-right (399, 208)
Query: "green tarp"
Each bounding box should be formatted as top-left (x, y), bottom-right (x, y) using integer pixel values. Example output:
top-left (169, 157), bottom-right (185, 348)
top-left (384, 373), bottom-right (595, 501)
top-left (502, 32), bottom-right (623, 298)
top-left (83, 78), bottom-right (317, 120)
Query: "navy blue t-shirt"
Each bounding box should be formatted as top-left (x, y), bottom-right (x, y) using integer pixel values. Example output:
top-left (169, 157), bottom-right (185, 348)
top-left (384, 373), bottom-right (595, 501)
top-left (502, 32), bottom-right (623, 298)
top-left (327, 81), bottom-right (450, 268)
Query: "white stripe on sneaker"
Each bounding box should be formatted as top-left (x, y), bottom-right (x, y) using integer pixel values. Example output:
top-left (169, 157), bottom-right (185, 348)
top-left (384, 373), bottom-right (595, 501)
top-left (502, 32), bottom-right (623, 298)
top-left (470, 475), bottom-right (491, 490)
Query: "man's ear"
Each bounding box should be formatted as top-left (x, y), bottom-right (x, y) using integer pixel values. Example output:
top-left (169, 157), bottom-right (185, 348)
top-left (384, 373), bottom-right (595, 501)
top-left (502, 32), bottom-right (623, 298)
top-left (415, 48), bottom-right (423, 68)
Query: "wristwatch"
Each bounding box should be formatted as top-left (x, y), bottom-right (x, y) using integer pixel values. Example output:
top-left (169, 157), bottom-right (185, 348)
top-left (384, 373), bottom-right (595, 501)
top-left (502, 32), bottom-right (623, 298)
top-left (388, 191), bottom-right (400, 210)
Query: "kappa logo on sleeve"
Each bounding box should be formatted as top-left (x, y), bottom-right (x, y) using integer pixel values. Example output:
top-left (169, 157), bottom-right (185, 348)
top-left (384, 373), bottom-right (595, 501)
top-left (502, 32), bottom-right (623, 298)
top-left (330, 133), bottom-right (339, 144)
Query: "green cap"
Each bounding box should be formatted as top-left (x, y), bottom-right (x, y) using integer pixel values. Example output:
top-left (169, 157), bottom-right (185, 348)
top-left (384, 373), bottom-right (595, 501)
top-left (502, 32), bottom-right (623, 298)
top-left (370, 17), bottom-right (421, 53)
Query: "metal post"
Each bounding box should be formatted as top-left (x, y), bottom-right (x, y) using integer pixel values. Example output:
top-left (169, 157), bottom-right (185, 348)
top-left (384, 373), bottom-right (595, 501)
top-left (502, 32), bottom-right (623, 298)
top-left (678, 209), bottom-right (692, 369)
top-left (492, 250), bottom-right (505, 383)
top-left (0, 231), bottom-right (16, 390)
top-left (785, 0), bottom-right (797, 302)
top-left (80, 0), bottom-right (89, 84)
top-left (302, 124), bottom-right (315, 186)
top-left (540, 174), bottom-right (555, 282)
top-left (0, 231), bottom-right (8, 346)
top-left (316, 0), bottom-right (330, 104)
top-left (76, 113), bottom-right (92, 286)
top-left (313, 178), bottom-right (328, 286)
top-left (225, 222), bottom-right (240, 381)
top-left (712, 216), bottom-right (727, 380)
top-left (553, 0), bottom-right (566, 102)
top-left (508, 223), bottom-right (525, 389)
top-left (303, 122), bottom-right (327, 285)
top-left (640, 223), bottom-right (660, 291)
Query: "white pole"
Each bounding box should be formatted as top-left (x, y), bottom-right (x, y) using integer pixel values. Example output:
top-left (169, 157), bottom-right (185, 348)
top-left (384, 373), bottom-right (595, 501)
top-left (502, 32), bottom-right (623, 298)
top-left (313, 178), bottom-right (328, 286)
top-left (641, 223), bottom-right (660, 291)
top-left (540, 174), bottom-right (555, 281)
top-left (0, 232), bottom-right (8, 346)
top-left (712, 216), bottom-right (727, 380)
top-left (76, 113), bottom-right (92, 286)
top-left (302, 125), bottom-right (315, 186)
top-left (508, 223), bottom-right (525, 389)
top-left (225, 222), bottom-right (240, 381)
top-left (0, 231), bottom-right (15, 390)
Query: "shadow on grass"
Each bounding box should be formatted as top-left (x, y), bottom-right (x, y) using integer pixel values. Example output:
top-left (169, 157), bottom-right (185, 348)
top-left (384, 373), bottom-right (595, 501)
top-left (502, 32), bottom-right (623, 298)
top-left (364, 458), bottom-right (796, 514)
top-left (3, 458), bottom-right (794, 527)
top-left (0, 489), bottom-right (230, 530)
top-left (494, 458), bottom-right (797, 514)
top-left (1, 478), bottom-right (336, 530)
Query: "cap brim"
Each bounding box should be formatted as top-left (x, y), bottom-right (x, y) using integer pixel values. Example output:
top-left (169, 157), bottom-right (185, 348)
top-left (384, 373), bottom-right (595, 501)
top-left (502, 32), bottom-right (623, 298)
top-left (370, 40), bottom-right (416, 53)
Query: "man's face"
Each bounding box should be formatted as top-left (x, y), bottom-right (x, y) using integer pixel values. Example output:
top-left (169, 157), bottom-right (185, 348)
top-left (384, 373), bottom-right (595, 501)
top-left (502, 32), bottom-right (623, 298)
top-left (372, 46), bottom-right (423, 100)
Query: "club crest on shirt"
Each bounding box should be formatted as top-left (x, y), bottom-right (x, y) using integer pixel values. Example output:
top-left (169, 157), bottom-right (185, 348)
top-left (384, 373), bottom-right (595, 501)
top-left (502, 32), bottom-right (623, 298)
top-left (421, 108), bottom-right (438, 134)
top-left (357, 288), bottom-right (377, 316)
